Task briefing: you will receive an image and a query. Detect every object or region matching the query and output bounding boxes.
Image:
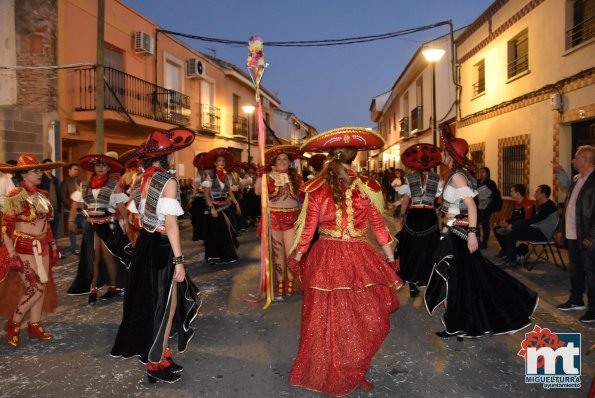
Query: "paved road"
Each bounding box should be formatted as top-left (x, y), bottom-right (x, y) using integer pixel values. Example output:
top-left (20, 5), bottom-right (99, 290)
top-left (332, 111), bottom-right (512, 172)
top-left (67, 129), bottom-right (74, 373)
top-left (0, 215), bottom-right (593, 397)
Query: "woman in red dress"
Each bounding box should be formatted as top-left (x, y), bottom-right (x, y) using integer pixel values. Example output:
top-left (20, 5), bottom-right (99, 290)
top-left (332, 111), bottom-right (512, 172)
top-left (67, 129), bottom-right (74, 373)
top-left (0, 154), bottom-right (63, 347)
top-left (288, 127), bottom-right (403, 396)
top-left (255, 145), bottom-right (303, 297)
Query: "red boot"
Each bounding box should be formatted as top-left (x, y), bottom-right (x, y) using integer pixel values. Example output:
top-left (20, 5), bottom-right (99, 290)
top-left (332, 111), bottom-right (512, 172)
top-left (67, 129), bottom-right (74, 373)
top-left (27, 322), bottom-right (53, 341)
top-left (5, 319), bottom-right (21, 347)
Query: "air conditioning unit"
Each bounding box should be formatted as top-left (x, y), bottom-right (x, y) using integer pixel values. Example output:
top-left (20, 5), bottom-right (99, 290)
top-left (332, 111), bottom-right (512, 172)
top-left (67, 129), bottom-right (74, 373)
top-left (186, 58), bottom-right (204, 78)
top-left (133, 32), bottom-right (154, 55)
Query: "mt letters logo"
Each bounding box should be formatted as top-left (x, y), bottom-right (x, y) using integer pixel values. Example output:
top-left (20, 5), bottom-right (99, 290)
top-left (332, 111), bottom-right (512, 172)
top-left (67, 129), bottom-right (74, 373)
top-left (518, 325), bottom-right (581, 389)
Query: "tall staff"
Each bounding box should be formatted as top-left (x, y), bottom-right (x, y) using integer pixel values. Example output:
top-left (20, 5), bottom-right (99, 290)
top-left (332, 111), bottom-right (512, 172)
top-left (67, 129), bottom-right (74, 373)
top-left (246, 35), bottom-right (274, 308)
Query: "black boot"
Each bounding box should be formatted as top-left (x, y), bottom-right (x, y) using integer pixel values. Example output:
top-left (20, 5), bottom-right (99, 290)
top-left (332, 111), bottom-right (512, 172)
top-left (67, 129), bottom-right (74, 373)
top-left (164, 348), bottom-right (183, 373)
top-left (435, 330), bottom-right (464, 342)
top-left (88, 288), bottom-right (98, 304)
top-left (409, 283), bottom-right (419, 298)
top-left (147, 361), bottom-right (181, 384)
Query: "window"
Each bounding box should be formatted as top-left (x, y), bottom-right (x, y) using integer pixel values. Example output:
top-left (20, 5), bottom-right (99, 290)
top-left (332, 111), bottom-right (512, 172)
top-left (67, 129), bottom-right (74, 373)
top-left (501, 145), bottom-right (526, 195)
top-left (566, 0), bottom-right (595, 49)
top-left (507, 30), bottom-right (528, 79)
top-left (473, 60), bottom-right (485, 96)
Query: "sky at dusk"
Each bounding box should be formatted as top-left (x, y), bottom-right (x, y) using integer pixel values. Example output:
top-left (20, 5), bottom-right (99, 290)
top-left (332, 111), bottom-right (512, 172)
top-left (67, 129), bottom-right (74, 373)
top-left (124, 0), bottom-right (495, 132)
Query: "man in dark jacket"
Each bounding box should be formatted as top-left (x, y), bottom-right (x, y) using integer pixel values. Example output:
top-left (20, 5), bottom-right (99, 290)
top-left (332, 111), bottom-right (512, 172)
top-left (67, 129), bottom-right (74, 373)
top-left (501, 184), bottom-right (558, 264)
top-left (40, 159), bottom-right (62, 240)
top-left (554, 146), bottom-right (595, 323)
top-left (59, 162), bottom-right (84, 255)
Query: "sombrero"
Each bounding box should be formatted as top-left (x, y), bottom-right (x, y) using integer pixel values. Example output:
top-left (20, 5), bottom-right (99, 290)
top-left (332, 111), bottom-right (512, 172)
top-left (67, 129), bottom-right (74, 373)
top-left (307, 154), bottom-right (327, 172)
top-left (0, 154), bottom-right (64, 173)
top-left (203, 147), bottom-right (235, 168)
top-left (137, 128), bottom-right (196, 159)
top-left (441, 124), bottom-right (475, 171)
top-left (79, 151), bottom-right (124, 174)
top-left (401, 144), bottom-right (442, 171)
top-left (120, 148), bottom-right (140, 168)
top-left (193, 152), bottom-right (207, 168)
top-left (300, 127), bottom-right (384, 152)
top-left (264, 145), bottom-right (303, 167)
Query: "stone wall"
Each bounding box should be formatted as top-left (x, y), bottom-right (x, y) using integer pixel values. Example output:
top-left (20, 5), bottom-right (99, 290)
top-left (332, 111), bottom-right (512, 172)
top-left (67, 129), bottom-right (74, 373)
top-left (0, 107), bottom-right (44, 162)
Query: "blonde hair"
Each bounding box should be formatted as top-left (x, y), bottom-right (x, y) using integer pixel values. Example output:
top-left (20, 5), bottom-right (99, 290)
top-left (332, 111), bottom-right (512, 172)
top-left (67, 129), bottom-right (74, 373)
top-left (319, 147), bottom-right (358, 205)
top-left (577, 145), bottom-right (595, 165)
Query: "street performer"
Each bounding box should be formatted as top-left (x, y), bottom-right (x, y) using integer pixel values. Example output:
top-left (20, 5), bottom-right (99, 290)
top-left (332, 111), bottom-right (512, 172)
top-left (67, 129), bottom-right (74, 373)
top-left (0, 154), bottom-right (63, 347)
top-left (255, 145), bottom-right (303, 297)
top-left (67, 152), bottom-right (131, 304)
top-left (288, 127), bottom-right (403, 396)
top-left (111, 128), bottom-right (201, 384)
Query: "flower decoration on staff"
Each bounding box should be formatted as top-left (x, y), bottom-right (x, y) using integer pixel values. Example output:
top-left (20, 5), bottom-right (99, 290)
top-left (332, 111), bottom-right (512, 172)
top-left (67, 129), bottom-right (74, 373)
top-left (246, 35), bottom-right (267, 88)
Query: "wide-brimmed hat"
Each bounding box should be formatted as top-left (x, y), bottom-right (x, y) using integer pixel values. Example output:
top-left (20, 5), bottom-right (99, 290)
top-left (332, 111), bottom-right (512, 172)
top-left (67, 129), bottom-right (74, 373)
top-left (300, 127), bottom-right (384, 152)
top-left (193, 152), bottom-right (207, 168)
top-left (203, 147), bottom-right (235, 168)
top-left (441, 124), bottom-right (475, 171)
top-left (0, 154), bottom-right (64, 173)
top-left (79, 151), bottom-right (124, 174)
top-left (120, 148), bottom-right (140, 168)
top-left (401, 144), bottom-right (442, 171)
top-left (307, 154), bottom-right (327, 172)
top-left (137, 128), bottom-right (196, 159)
top-left (264, 145), bottom-right (303, 167)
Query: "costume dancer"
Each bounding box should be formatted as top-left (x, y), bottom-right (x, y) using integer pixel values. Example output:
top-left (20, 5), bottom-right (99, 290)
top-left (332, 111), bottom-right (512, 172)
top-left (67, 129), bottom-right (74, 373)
top-left (394, 144), bottom-right (442, 298)
top-left (288, 127), bottom-right (403, 396)
top-left (255, 145), bottom-right (303, 297)
top-left (111, 128), bottom-right (201, 384)
top-left (0, 154), bottom-right (63, 347)
top-left (67, 152), bottom-right (131, 304)
top-left (201, 147), bottom-right (241, 264)
top-left (425, 125), bottom-right (538, 339)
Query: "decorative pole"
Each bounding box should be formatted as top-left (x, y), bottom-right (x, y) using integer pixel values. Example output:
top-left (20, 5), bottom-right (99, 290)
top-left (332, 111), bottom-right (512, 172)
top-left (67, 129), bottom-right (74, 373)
top-left (246, 35), bottom-right (274, 309)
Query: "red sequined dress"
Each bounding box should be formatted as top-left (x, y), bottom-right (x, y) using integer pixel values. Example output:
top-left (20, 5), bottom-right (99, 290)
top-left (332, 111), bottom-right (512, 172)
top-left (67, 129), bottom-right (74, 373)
top-left (288, 172), bottom-right (400, 397)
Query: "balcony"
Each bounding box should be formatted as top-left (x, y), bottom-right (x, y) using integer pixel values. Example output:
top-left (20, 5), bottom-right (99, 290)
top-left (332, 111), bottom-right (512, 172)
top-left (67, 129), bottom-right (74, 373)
top-left (410, 106), bottom-right (423, 132)
top-left (472, 79), bottom-right (485, 97)
top-left (507, 53), bottom-right (528, 79)
top-left (75, 67), bottom-right (191, 126)
top-left (233, 115), bottom-right (248, 139)
top-left (198, 103), bottom-right (221, 133)
top-left (566, 15), bottom-right (595, 49)
top-left (399, 117), bottom-right (409, 139)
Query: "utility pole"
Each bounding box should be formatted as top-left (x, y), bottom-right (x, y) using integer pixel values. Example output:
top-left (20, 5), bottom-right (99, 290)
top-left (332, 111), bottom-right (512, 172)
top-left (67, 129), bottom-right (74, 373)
top-left (95, 0), bottom-right (105, 152)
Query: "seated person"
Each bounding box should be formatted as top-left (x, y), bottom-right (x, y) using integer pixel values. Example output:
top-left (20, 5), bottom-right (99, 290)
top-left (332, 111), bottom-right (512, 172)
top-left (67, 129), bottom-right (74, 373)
top-left (501, 184), bottom-right (558, 264)
top-left (494, 184), bottom-right (534, 257)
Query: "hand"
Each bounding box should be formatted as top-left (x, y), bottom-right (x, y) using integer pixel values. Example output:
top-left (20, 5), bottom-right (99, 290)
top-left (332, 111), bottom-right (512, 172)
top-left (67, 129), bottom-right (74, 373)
top-left (582, 239), bottom-right (593, 250)
top-left (468, 233), bottom-right (479, 253)
top-left (49, 245), bottom-right (59, 268)
top-left (173, 263), bottom-right (185, 282)
top-left (554, 231), bottom-right (564, 246)
top-left (257, 166), bottom-right (265, 177)
top-left (394, 274), bottom-right (405, 291)
top-left (550, 161), bottom-right (563, 174)
top-left (210, 207), bottom-right (219, 218)
top-left (287, 253), bottom-right (302, 274)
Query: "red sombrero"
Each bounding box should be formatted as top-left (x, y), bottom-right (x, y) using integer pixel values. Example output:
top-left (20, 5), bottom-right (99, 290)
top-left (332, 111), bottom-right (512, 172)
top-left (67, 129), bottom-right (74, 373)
top-left (203, 147), bottom-right (235, 168)
top-left (307, 154), bottom-right (327, 172)
top-left (441, 124), bottom-right (475, 171)
top-left (264, 145), bottom-right (303, 167)
top-left (193, 152), bottom-right (207, 168)
top-left (300, 127), bottom-right (384, 152)
top-left (0, 154), bottom-right (64, 173)
top-left (79, 151), bottom-right (125, 174)
top-left (401, 144), bottom-right (442, 171)
top-left (137, 128), bottom-right (196, 159)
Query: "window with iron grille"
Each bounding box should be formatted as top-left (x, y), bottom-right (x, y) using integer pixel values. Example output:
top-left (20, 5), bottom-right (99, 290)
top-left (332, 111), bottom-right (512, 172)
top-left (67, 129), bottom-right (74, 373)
top-left (501, 144), bottom-right (526, 195)
top-left (470, 150), bottom-right (484, 170)
top-left (473, 60), bottom-right (485, 96)
top-left (507, 30), bottom-right (529, 79)
top-left (566, 0), bottom-right (595, 49)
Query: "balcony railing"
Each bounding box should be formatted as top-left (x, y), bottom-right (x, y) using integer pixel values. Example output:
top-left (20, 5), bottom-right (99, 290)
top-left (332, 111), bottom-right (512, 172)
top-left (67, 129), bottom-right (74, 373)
top-left (75, 67), bottom-right (191, 126)
top-left (472, 79), bottom-right (485, 96)
top-left (233, 115), bottom-right (248, 139)
top-left (507, 53), bottom-right (528, 79)
top-left (410, 106), bottom-right (423, 131)
top-left (399, 117), bottom-right (409, 138)
top-left (566, 16), bottom-right (595, 49)
top-left (199, 103), bottom-right (221, 133)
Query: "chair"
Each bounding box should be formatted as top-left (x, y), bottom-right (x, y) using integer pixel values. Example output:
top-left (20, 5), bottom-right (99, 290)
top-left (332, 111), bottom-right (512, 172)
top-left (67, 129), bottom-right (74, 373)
top-left (525, 214), bottom-right (566, 272)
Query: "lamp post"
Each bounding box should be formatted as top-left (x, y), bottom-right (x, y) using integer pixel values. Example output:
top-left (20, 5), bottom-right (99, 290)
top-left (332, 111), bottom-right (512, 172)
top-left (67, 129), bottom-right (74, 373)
top-left (422, 48), bottom-right (446, 146)
top-left (242, 105), bottom-right (256, 163)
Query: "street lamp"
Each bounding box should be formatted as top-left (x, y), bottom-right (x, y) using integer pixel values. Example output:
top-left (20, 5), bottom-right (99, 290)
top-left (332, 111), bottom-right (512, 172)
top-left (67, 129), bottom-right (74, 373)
top-left (242, 105), bottom-right (256, 163)
top-left (422, 47), bottom-right (446, 146)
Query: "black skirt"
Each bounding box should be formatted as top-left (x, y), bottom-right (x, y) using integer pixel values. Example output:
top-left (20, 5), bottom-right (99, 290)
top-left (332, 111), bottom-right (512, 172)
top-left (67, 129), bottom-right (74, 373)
top-left (203, 205), bottom-right (239, 263)
top-left (424, 231), bottom-right (538, 337)
top-left (190, 196), bottom-right (206, 241)
top-left (111, 229), bottom-right (201, 363)
top-left (394, 209), bottom-right (440, 286)
top-left (67, 221), bottom-right (131, 295)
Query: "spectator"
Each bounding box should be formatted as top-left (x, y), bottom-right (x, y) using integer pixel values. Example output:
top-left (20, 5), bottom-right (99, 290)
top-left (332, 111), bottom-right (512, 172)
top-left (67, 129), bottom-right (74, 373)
top-left (553, 146), bottom-right (595, 323)
top-left (494, 184), bottom-right (534, 258)
top-left (5, 160), bottom-right (18, 187)
top-left (391, 169), bottom-right (404, 202)
top-left (476, 167), bottom-right (502, 249)
top-left (500, 184), bottom-right (558, 265)
top-left (60, 163), bottom-right (85, 255)
top-left (39, 159), bottom-right (62, 240)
